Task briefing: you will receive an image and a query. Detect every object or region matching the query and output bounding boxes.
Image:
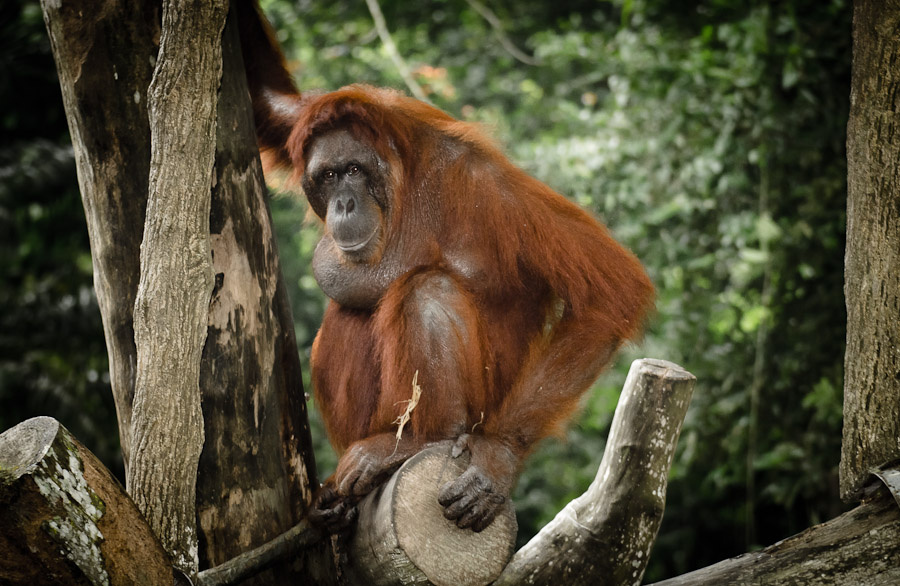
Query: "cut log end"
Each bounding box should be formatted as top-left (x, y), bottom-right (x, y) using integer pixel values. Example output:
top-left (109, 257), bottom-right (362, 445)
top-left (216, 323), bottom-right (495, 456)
top-left (0, 417), bottom-right (171, 586)
top-left (0, 416), bottom-right (60, 480)
top-left (635, 358), bottom-right (697, 382)
top-left (348, 443), bottom-right (517, 586)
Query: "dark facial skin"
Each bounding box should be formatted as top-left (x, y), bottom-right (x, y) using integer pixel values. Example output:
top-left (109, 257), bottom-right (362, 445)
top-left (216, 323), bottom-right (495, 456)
top-left (304, 129), bottom-right (385, 260)
top-left (303, 130), bottom-right (408, 308)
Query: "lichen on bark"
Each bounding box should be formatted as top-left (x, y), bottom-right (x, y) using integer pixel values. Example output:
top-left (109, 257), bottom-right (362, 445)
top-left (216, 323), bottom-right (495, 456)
top-left (34, 440), bottom-right (110, 586)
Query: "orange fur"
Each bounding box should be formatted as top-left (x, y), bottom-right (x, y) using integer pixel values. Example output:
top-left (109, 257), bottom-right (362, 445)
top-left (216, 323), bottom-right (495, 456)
top-left (290, 88), bottom-right (653, 460)
top-left (240, 7), bottom-right (654, 480)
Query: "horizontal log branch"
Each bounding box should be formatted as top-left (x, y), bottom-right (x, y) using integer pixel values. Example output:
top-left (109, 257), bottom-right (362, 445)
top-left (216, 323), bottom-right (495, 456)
top-left (649, 491), bottom-right (900, 585)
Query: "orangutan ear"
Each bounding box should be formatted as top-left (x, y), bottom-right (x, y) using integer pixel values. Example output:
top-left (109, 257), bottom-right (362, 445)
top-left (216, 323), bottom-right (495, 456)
top-left (252, 89), bottom-right (303, 173)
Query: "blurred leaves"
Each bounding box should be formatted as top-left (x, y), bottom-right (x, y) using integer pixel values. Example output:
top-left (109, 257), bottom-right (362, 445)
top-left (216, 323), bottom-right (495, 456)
top-left (266, 0), bottom-right (850, 578)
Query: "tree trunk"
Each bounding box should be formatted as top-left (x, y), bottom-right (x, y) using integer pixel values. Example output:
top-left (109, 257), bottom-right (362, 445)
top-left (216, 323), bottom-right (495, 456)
top-left (196, 3), bottom-right (320, 577)
top-left (41, 0), bottom-right (322, 581)
top-left (494, 359), bottom-right (696, 586)
top-left (126, 0), bottom-right (227, 572)
top-left (40, 0), bottom-right (159, 472)
top-left (841, 0), bottom-right (900, 501)
top-left (0, 417), bottom-right (171, 585)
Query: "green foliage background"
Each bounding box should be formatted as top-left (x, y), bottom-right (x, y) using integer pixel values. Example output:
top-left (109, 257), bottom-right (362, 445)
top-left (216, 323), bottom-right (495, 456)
top-left (1, 0), bottom-right (849, 579)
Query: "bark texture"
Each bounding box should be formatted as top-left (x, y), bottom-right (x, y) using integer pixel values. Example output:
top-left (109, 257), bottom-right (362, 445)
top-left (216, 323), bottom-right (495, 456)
top-left (42, 1), bottom-right (321, 580)
top-left (494, 359), bottom-right (695, 586)
top-left (40, 0), bottom-right (159, 471)
top-left (0, 417), bottom-right (170, 585)
top-left (126, 0), bottom-right (228, 573)
top-left (841, 0), bottom-right (900, 501)
top-left (195, 5), bottom-right (318, 577)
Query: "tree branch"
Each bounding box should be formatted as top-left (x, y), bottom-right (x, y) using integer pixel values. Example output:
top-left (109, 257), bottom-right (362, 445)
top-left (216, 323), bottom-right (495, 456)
top-left (648, 491), bottom-right (900, 585)
top-left (494, 359), bottom-right (695, 586)
top-left (194, 521), bottom-right (325, 586)
top-left (364, 0), bottom-right (430, 103)
top-left (465, 0), bottom-right (539, 66)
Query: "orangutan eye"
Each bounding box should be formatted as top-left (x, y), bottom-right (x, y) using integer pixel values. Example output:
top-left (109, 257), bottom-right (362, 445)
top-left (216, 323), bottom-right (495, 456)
top-left (323, 170), bottom-right (336, 182)
top-left (347, 164), bottom-right (360, 176)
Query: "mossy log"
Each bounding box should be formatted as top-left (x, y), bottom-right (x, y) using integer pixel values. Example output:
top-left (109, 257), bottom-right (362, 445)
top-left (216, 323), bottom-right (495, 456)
top-left (0, 417), bottom-right (170, 585)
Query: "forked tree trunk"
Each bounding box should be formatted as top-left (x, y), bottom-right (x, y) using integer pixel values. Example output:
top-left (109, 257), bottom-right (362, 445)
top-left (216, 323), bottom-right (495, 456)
top-left (41, 0), bottom-right (322, 581)
top-left (495, 359), bottom-right (695, 586)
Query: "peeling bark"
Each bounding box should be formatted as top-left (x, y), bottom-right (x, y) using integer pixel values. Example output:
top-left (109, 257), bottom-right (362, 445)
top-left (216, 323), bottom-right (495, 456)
top-left (195, 6), bottom-right (319, 580)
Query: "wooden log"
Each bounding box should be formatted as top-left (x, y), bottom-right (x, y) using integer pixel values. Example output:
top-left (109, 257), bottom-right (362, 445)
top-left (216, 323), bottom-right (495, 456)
top-left (0, 417), bottom-right (170, 585)
top-left (648, 492), bottom-right (900, 585)
top-left (346, 443), bottom-right (517, 586)
top-left (494, 359), bottom-right (696, 586)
